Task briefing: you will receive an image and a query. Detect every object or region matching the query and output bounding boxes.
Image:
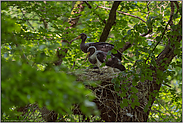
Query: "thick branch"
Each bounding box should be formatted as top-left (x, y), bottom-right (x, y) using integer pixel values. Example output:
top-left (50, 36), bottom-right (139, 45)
top-left (99, 1), bottom-right (121, 42)
top-left (156, 17), bottom-right (182, 71)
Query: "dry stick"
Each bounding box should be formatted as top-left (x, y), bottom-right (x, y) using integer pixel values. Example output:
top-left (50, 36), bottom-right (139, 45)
top-left (145, 2), bottom-right (175, 63)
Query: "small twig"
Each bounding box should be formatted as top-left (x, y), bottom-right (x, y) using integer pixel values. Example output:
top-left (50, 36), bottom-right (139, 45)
top-left (119, 42), bottom-right (132, 53)
top-left (158, 1), bottom-right (164, 7)
top-left (15, 44), bottom-right (29, 64)
top-left (98, 6), bottom-right (146, 23)
top-left (71, 61), bottom-right (76, 70)
top-left (140, 1), bottom-right (153, 37)
top-left (146, 1), bottom-right (151, 19)
top-left (172, 1), bottom-right (180, 16)
top-left (140, 28), bottom-right (152, 37)
top-left (20, 9), bottom-right (35, 30)
top-left (156, 98), bottom-right (176, 119)
top-left (18, 19), bottom-right (40, 21)
top-left (41, 1), bottom-right (48, 29)
top-left (99, 5), bottom-right (152, 39)
top-left (162, 83), bottom-right (171, 88)
top-left (150, 1), bottom-right (164, 13)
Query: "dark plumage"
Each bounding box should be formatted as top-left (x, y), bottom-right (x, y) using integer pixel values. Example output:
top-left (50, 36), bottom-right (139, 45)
top-left (87, 46), bottom-right (126, 72)
top-left (74, 33), bottom-right (122, 60)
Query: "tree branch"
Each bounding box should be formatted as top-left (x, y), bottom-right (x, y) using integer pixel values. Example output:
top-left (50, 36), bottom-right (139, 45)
top-left (99, 5), bottom-right (152, 37)
top-left (145, 1), bottom-right (175, 63)
top-left (119, 42), bottom-right (132, 53)
top-left (98, 6), bottom-right (146, 23)
top-left (99, 1), bottom-right (121, 42)
top-left (146, 1), bottom-right (151, 19)
top-left (172, 1), bottom-right (180, 15)
top-left (140, 28), bottom-right (153, 37)
top-left (54, 2), bottom-right (85, 66)
top-left (169, 1), bottom-right (175, 26)
top-left (34, 1), bottom-right (48, 29)
top-left (20, 9), bottom-right (35, 30)
top-left (15, 44), bottom-right (29, 64)
top-left (156, 17), bottom-right (182, 71)
top-left (67, 1), bottom-right (85, 29)
top-left (84, 1), bottom-right (106, 24)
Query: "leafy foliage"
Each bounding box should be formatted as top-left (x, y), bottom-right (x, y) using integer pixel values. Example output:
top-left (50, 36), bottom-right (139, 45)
top-left (1, 1), bottom-right (182, 122)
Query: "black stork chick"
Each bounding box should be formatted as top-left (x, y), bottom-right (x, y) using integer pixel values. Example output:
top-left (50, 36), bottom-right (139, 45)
top-left (87, 46), bottom-right (126, 73)
top-left (73, 33), bottom-right (122, 60)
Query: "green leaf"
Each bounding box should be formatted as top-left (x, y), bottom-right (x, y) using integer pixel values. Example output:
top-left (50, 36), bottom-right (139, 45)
top-left (132, 80), bottom-right (138, 86)
top-left (120, 99), bottom-right (128, 109)
top-left (130, 87), bottom-right (138, 93)
top-left (127, 29), bottom-right (131, 35)
top-left (120, 92), bottom-right (126, 98)
top-left (156, 36), bottom-right (161, 41)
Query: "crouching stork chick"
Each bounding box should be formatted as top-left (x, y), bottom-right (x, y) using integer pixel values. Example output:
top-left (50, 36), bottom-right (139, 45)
top-left (87, 46), bottom-right (126, 73)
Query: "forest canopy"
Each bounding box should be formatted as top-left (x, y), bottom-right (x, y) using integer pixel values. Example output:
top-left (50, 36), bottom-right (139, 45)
top-left (1, 1), bottom-right (182, 122)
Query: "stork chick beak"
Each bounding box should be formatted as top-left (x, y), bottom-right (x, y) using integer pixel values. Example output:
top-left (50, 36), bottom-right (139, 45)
top-left (76, 35), bottom-right (81, 39)
top-left (84, 52), bottom-right (90, 62)
top-left (70, 35), bottom-right (81, 42)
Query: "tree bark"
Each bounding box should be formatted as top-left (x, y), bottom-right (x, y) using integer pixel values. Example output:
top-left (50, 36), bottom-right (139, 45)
top-left (99, 1), bottom-right (121, 42)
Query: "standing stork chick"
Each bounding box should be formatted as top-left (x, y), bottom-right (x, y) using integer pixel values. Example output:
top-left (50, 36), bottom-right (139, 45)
top-left (87, 46), bottom-right (126, 73)
top-left (72, 33), bottom-right (122, 60)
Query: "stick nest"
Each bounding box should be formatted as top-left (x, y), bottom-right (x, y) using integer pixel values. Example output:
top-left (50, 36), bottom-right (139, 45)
top-left (72, 67), bottom-right (151, 122)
